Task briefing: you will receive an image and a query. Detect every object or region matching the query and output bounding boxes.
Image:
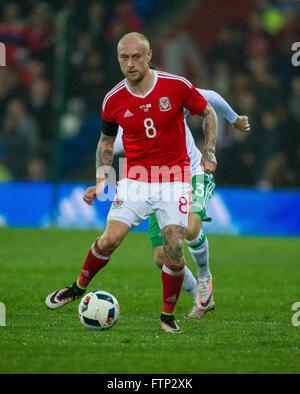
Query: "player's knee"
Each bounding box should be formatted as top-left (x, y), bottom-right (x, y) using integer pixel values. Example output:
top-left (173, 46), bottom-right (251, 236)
top-left (97, 233), bottom-right (122, 253)
top-left (185, 214), bottom-right (202, 241)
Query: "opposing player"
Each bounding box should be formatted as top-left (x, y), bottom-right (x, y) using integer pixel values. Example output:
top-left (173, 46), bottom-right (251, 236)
top-left (114, 91), bottom-right (250, 318)
top-left (45, 32), bottom-right (218, 333)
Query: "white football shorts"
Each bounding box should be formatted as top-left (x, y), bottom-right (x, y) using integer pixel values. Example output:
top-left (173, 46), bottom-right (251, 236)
top-left (107, 178), bottom-right (192, 231)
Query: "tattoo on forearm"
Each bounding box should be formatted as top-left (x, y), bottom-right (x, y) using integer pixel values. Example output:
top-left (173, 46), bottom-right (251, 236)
top-left (205, 148), bottom-right (216, 154)
top-left (96, 133), bottom-right (115, 177)
top-left (202, 104), bottom-right (218, 154)
top-left (202, 151), bottom-right (217, 164)
top-left (99, 148), bottom-right (113, 166)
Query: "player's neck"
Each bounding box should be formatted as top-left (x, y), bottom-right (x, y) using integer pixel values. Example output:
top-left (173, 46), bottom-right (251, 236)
top-left (126, 69), bottom-right (155, 96)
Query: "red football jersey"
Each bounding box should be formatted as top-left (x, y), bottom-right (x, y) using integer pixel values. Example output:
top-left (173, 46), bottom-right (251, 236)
top-left (101, 70), bottom-right (207, 182)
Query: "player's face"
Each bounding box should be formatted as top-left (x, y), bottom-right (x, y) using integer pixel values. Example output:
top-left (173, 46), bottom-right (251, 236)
top-left (118, 39), bottom-right (152, 84)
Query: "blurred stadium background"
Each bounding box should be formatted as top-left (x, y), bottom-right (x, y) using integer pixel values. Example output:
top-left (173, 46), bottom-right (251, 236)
top-left (0, 0), bottom-right (300, 236)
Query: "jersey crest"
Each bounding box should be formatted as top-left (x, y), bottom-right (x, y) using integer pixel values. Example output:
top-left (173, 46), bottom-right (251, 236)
top-left (112, 198), bottom-right (124, 209)
top-left (159, 96), bottom-right (172, 111)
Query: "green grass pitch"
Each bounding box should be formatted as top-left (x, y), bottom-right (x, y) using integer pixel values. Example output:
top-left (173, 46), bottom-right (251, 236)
top-left (0, 228), bottom-right (300, 374)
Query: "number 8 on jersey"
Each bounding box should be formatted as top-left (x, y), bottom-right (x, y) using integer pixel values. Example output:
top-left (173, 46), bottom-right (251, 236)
top-left (144, 118), bottom-right (156, 138)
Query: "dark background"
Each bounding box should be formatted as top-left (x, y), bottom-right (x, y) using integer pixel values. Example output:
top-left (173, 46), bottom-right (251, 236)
top-left (0, 0), bottom-right (299, 189)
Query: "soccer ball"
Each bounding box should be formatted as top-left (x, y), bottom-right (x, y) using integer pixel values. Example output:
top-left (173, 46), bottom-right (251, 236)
top-left (78, 290), bottom-right (120, 330)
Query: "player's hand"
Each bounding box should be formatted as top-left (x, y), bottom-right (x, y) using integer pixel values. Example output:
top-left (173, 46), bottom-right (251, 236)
top-left (232, 115), bottom-right (250, 132)
top-left (83, 180), bottom-right (105, 206)
top-left (83, 186), bottom-right (98, 205)
top-left (200, 151), bottom-right (217, 174)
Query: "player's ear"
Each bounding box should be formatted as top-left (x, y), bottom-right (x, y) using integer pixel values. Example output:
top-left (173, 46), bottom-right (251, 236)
top-left (147, 50), bottom-right (152, 63)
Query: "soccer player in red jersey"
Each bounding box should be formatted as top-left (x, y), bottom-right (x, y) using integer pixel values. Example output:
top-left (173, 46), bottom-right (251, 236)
top-left (46, 32), bottom-right (218, 333)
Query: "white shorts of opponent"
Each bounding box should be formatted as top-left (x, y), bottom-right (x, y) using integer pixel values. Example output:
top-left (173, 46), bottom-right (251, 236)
top-left (107, 178), bottom-right (192, 231)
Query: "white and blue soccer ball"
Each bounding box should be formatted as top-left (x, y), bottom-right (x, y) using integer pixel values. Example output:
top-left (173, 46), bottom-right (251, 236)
top-left (78, 290), bottom-right (120, 330)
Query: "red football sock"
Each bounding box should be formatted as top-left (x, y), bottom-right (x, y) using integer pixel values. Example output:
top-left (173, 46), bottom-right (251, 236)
top-left (161, 259), bottom-right (185, 314)
top-left (77, 239), bottom-right (111, 289)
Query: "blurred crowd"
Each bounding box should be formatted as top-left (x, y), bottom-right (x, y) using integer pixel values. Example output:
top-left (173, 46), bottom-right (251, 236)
top-left (0, 0), bottom-right (299, 189)
top-left (186, 0), bottom-right (300, 189)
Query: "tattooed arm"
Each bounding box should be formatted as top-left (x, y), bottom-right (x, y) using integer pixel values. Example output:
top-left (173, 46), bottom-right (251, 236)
top-left (200, 103), bottom-right (218, 174)
top-left (96, 132), bottom-right (116, 183)
top-left (83, 131), bottom-right (116, 206)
